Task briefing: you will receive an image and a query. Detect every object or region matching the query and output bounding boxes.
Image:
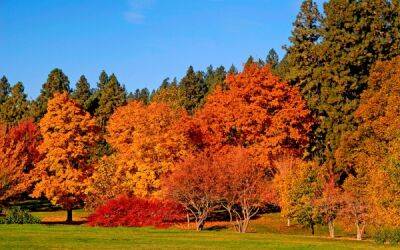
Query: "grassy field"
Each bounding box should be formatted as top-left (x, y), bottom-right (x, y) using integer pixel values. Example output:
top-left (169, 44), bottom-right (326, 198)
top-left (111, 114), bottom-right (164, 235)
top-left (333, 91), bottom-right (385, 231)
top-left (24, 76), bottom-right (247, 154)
top-left (0, 210), bottom-right (394, 249)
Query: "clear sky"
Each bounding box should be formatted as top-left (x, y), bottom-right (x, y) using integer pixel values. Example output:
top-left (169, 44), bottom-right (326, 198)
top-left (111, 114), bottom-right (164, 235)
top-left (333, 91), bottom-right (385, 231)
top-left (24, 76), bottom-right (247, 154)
top-left (0, 0), bottom-right (325, 99)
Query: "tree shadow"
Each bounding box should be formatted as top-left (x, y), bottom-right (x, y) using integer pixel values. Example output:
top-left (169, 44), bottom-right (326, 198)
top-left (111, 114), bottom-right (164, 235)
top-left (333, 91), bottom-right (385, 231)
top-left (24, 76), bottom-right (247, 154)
top-left (204, 225), bottom-right (228, 231)
top-left (41, 220), bottom-right (86, 226)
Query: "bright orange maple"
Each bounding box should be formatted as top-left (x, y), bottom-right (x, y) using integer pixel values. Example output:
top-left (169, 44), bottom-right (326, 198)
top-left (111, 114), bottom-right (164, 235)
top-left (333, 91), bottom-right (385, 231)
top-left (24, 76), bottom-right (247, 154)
top-left (32, 92), bottom-right (99, 222)
top-left (188, 63), bottom-right (313, 165)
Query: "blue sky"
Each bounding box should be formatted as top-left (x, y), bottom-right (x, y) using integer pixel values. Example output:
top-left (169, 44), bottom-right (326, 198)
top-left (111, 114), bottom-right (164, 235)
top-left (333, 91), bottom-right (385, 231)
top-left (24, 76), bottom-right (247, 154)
top-left (0, 0), bottom-right (325, 99)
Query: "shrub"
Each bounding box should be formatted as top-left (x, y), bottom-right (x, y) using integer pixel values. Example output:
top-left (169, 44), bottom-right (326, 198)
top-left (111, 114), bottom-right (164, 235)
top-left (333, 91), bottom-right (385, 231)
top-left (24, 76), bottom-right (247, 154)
top-left (87, 196), bottom-right (185, 228)
top-left (374, 228), bottom-right (400, 245)
top-left (0, 207), bottom-right (41, 224)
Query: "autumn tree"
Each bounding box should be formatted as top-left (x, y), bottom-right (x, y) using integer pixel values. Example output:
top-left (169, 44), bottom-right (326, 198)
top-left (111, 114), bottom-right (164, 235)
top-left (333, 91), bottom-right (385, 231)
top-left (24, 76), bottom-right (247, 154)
top-left (33, 68), bottom-right (71, 120)
top-left (341, 175), bottom-right (369, 241)
top-left (289, 161), bottom-right (322, 235)
top-left (32, 92), bottom-right (99, 223)
top-left (106, 101), bottom-right (189, 197)
top-left (163, 151), bottom-right (219, 231)
top-left (0, 120), bottom-right (40, 204)
top-left (85, 155), bottom-right (121, 210)
top-left (316, 176), bottom-right (342, 238)
top-left (190, 63), bottom-right (312, 163)
top-left (214, 147), bottom-right (269, 233)
top-left (335, 56), bottom-right (400, 238)
top-left (274, 156), bottom-right (304, 227)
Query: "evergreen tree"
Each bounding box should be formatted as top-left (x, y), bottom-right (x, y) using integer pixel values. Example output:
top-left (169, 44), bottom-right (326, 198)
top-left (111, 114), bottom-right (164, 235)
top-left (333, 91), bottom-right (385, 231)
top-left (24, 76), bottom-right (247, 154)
top-left (266, 49), bottom-right (279, 69)
top-left (130, 88), bottom-right (150, 104)
top-left (97, 70), bottom-right (109, 89)
top-left (33, 68), bottom-right (71, 120)
top-left (180, 66), bottom-right (207, 114)
top-left (160, 78), bottom-right (170, 89)
top-left (0, 76), bottom-right (10, 104)
top-left (245, 56), bottom-right (255, 67)
top-left (316, 0), bottom-right (400, 165)
top-left (286, 0), bottom-right (400, 167)
top-left (228, 65), bottom-right (238, 75)
top-left (95, 73), bottom-right (127, 129)
top-left (284, 0), bottom-right (322, 86)
top-left (0, 82), bottom-right (30, 124)
top-left (204, 65), bottom-right (226, 92)
top-left (72, 75), bottom-right (92, 109)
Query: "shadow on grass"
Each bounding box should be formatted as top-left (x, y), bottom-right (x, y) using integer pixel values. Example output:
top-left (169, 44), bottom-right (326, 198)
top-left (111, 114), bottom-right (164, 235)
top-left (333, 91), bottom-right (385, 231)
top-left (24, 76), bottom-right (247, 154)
top-left (204, 225), bottom-right (228, 231)
top-left (41, 221), bottom-right (87, 226)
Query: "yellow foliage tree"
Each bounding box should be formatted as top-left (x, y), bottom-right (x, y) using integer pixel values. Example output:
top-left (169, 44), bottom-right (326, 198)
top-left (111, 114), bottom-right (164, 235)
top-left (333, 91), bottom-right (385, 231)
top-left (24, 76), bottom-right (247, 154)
top-left (106, 101), bottom-right (189, 197)
top-left (32, 92), bottom-right (99, 223)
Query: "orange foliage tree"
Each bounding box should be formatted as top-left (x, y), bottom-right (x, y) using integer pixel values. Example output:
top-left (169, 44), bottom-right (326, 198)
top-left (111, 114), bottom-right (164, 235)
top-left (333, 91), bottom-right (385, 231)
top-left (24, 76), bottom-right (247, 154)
top-left (189, 63), bottom-right (313, 163)
top-left (163, 151), bottom-right (219, 231)
top-left (214, 146), bottom-right (270, 233)
top-left (335, 56), bottom-right (400, 238)
top-left (0, 120), bottom-right (40, 204)
top-left (106, 101), bottom-right (189, 197)
top-left (316, 176), bottom-right (342, 238)
top-left (32, 92), bottom-right (99, 223)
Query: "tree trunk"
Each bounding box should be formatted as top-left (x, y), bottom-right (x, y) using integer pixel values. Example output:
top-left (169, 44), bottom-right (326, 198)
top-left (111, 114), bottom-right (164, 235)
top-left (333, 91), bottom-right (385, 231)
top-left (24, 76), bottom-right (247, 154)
top-left (356, 223), bottom-right (365, 241)
top-left (186, 213), bottom-right (190, 229)
top-left (328, 221), bottom-right (335, 238)
top-left (310, 222), bottom-right (315, 235)
top-left (196, 219), bottom-right (205, 231)
top-left (66, 209), bottom-right (73, 223)
top-left (227, 209), bottom-right (233, 223)
top-left (287, 218), bottom-right (291, 227)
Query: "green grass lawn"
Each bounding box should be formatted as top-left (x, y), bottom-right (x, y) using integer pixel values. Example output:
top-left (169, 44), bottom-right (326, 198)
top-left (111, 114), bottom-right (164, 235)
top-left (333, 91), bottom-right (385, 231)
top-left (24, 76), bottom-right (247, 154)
top-left (0, 211), bottom-right (394, 249)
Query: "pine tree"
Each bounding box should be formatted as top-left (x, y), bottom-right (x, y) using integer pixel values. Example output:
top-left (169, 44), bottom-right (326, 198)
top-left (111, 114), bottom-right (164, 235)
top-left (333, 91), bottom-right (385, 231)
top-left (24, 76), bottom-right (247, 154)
top-left (286, 0), bottom-right (400, 166)
top-left (204, 65), bottom-right (226, 92)
top-left (33, 68), bottom-right (71, 120)
top-left (284, 0), bottom-right (322, 86)
top-left (72, 75), bottom-right (92, 109)
top-left (129, 88), bottom-right (150, 104)
top-left (245, 56), bottom-right (255, 67)
top-left (0, 76), bottom-right (10, 104)
top-left (316, 0), bottom-right (400, 165)
top-left (266, 49), bottom-right (279, 69)
top-left (97, 70), bottom-right (109, 89)
top-left (160, 78), bottom-right (170, 89)
top-left (180, 66), bottom-right (207, 114)
top-left (95, 73), bottom-right (127, 129)
top-left (0, 82), bottom-right (30, 124)
top-left (228, 65), bottom-right (238, 75)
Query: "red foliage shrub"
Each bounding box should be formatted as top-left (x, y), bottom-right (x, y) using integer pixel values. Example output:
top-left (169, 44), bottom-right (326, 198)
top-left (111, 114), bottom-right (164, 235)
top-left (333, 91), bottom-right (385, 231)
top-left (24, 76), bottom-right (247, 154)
top-left (87, 196), bottom-right (185, 228)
